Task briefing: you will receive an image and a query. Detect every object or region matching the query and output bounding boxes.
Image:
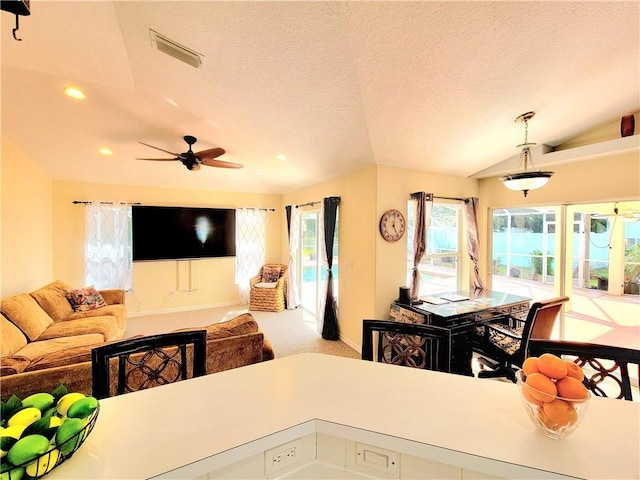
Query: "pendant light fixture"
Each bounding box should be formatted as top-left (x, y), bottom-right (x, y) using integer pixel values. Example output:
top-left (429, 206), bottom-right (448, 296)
top-left (500, 111), bottom-right (553, 197)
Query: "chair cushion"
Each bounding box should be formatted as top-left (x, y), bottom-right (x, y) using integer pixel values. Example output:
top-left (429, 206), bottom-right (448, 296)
top-left (487, 324), bottom-right (524, 355)
top-left (30, 280), bottom-right (74, 321)
top-left (175, 313), bottom-right (259, 340)
top-left (1, 294), bottom-right (54, 341)
top-left (262, 265), bottom-right (282, 283)
top-left (255, 282), bottom-right (277, 288)
top-left (0, 315), bottom-right (28, 357)
top-left (66, 286), bottom-right (107, 312)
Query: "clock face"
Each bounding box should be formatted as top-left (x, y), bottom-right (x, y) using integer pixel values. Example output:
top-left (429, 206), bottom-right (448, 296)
top-left (379, 209), bottom-right (406, 242)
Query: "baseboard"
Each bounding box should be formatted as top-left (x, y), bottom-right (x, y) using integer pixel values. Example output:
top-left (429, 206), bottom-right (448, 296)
top-left (128, 302), bottom-right (244, 318)
top-left (340, 334), bottom-right (361, 354)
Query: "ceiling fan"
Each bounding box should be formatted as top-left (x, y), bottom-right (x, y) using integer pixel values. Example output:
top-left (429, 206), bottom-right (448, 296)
top-left (592, 204), bottom-right (640, 222)
top-left (137, 135), bottom-right (243, 171)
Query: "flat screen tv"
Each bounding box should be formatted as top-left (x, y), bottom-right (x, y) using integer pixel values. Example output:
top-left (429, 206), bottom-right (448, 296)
top-left (132, 206), bottom-right (236, 261)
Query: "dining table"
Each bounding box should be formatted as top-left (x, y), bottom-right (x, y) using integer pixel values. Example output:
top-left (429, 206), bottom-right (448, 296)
top-left (44, 353), bottom-right (639, 480)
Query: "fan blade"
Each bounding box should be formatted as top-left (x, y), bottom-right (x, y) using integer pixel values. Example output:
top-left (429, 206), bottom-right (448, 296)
top-left (139, 142), bottom-right (185, 159)
top-left (195, 147), bottom-right (226, 161)
top-left (136, 157), bottom-right (179, 162)
top-left (201, 158), bottom-right (244, 169)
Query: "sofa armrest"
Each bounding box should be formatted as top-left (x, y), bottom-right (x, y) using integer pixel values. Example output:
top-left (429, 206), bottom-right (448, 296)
top-left (99, 289), bottom-right (125, 305)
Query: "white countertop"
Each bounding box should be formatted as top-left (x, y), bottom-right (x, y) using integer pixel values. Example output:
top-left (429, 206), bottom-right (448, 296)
top-left (48, 353), bottom-right (640, 480)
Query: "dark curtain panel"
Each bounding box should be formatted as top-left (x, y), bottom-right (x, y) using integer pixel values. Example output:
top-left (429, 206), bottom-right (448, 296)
top-left (463, 197), bottom-right (486, 290)
top-left (285, 205), bottom-right (292, 239)
top-left (321, 196), bottom-right (340, 340)
top-left (410, 192), bottom-right (428, 299)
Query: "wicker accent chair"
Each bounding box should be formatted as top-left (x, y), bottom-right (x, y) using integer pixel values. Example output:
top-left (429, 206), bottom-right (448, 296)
top-left (249, 263), bottom-right (288, 312)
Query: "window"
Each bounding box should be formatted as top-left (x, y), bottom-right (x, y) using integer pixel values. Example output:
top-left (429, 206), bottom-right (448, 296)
top-left (407, 201), bottom-right (461, 295)
top-left (84, 203), bottom-right (133, 291)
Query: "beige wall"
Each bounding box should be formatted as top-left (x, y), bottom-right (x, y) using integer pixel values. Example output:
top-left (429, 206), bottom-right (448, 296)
top-left (1, 137), bottom-right (54, 297)
top-left (52, 181), bottom-right (282, 315)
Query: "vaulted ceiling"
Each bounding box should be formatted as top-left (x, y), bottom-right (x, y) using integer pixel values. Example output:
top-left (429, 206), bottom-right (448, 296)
top-left (2, 1), bottom-right (638, 194)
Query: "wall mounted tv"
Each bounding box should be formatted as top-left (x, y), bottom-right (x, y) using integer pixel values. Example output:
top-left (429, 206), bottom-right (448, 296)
top-left (132, 206), bottom-right (236, 261)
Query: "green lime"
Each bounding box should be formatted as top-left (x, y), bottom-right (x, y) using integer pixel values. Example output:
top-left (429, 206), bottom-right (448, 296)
top-left (6, 434), bottom-right (50, 466)
top-left (66, 396), bottom-right (98, 420)
top-left (55, 418), bottom-right (85, 455)
top-left (0, 466), bottom-right (25, 480)
top-left (21, 393), bottom-right (55, 413)
top-left (55, 393), bottom-right (85, 417)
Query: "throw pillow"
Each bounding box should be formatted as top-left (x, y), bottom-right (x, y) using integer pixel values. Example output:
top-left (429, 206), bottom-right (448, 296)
top-left (262, 266), bottom-right (281, 283)
top-left (66, 286), bottom-right (107, 312)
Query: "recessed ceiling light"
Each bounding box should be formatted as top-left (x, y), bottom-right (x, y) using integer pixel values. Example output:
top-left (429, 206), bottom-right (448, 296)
top-left (65, 87), bottom-right (86, 100)
top-left (276, 154), bottom-right (287, 161)
top-left (99, 148), bottom-right (113, 156)
top-left (255, 171), bottom-right (264, 176)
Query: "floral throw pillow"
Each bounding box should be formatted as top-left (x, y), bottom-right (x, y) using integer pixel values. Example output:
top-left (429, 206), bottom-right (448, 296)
top-left (262, 266), bottom-right (282, 283)
top-left (66, 286), bottom-right (107, 312)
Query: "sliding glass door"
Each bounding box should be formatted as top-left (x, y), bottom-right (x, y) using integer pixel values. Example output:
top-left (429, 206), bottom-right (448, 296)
top-left (491, 201), bottom-right (640, 349)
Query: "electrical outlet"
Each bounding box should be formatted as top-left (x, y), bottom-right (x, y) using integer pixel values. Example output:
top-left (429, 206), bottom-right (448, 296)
top-left (265, 440), bottom-right (301, 474)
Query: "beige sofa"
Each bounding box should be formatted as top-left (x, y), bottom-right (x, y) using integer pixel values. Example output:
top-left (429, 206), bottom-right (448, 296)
top-left (1, 280), bottom-right (273, 399)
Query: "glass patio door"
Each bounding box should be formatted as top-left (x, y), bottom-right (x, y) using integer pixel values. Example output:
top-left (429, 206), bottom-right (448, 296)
top-left (300, 209), bottom-right (321, 317)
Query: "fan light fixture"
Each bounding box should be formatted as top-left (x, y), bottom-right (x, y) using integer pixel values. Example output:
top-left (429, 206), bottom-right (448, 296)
top-left (500, 111), bottom-right (553, 197)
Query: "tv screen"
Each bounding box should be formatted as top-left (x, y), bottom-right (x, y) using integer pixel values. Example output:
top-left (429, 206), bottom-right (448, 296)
top-left (132, 206), bottom-right (236, 261)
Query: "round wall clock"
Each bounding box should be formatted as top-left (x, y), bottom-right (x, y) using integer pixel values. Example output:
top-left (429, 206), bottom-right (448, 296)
top-left (379, 209), bottom-right (406, 242)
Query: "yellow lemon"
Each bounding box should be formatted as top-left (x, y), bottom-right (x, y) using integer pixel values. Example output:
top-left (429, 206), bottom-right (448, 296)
top-left (56, 393), bottom-right (85, 417)
top-left (25, 448), bottom-right (59, 477)
top-left (7, 408), bottom-right (41, 428)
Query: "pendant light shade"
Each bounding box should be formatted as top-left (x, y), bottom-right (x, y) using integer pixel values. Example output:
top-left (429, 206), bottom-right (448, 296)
top-left (500, 112), bottom-right (553, 197)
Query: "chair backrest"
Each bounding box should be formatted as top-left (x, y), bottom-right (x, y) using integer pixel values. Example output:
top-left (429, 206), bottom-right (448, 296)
top-left (528, 339), bottom-right (640, 401)
top-left (519, 296), bottom-right (569, 358)
top-left (259, 263), bottom-right (287, 282)
top-left (91, 330), bottom-right (207, 399)
top-left (362, 319), bottom-right (451, 372)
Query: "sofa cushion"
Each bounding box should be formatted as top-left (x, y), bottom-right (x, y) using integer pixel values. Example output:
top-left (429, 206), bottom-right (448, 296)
top-left (15, 334), bottom-right (105, 362)
top-left (66, 286), bottom-right (107, 312)
top-left (1, 294), bottom-right (54, 341)
top-left (1, 314), bottom-right (28, 357)
top-left (175, 313), bottom-right (259, 340)
top-left (38, 316), bottom-right (119, 342)
top-left (30, 280), bottom-right (74, 322)
top-left (66, 304), bottom-right (127, 338)
top-left (0, 355), bottom-right (31, 375)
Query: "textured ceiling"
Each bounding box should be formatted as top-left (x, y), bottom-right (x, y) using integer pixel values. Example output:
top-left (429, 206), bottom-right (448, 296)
top-left (2, 1), bottom-right (638, 194)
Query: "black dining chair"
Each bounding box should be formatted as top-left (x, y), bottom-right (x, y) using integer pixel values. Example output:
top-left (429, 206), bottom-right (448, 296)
top-left (362, 319), bottom-right (452, 372)
top-left (91, 330), bottom-right (207, 399)
top-left (474, 296), bottom-right (569, 382)
top-left (528, 339), bottom-right (640, 401)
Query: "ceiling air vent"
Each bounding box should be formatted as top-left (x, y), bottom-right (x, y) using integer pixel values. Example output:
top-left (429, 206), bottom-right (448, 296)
top-left (150, 30), bottom-right (204, 69)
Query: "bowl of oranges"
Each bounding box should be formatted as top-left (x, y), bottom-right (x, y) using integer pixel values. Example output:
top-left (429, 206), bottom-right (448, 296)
top-left (516, 353), bottom-right (590, 440)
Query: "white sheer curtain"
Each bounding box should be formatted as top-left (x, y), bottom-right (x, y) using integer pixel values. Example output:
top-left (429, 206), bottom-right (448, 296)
top-left (286, 206), bottom-right (301, 310)
top-left (235, 208), bottom-right (267, 305)
top-left (85, 203), bottom-right (132, 290)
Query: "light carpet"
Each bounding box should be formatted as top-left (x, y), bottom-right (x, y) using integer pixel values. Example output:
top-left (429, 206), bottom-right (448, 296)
top-left (126, 305), bottom-right (361, 360)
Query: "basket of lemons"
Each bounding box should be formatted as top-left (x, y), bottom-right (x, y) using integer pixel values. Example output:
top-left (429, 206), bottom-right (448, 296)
top-left (1, 386), bottom-right (99, 479)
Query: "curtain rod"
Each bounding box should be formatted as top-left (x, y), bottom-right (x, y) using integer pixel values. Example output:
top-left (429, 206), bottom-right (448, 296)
top-left (72, 201), bottom-right (275, 211)
top-left (295, 201), bottom-right (321, 208)
top-left (72, 201), bottom-right (141, 205)
top-left (410, 192), bottom-right (469, 203)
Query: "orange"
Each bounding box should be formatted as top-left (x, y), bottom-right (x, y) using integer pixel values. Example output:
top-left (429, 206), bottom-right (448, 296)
top-left (542, 398), bottom-right (578, 427)
top-left (564, 361), bottom-right (584, 381)
top-left (522, 384), bottom-right (544, 406)
top-left (537, 353), bottom-right (568, 380)
top-left (556, 376), bottom-right (589, 400)
top-left (525, 372), bottom-right (558, 403)
top-left (522, 357), bottom-right (540, 375)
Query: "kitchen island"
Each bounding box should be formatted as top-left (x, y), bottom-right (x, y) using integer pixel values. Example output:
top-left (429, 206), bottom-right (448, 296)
top-left (47, 353), bottom-right (639, 479)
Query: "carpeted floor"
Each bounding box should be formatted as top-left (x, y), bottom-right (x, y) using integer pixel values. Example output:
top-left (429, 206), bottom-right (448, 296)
top-left (126, 305), bottom-right (361, 360)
